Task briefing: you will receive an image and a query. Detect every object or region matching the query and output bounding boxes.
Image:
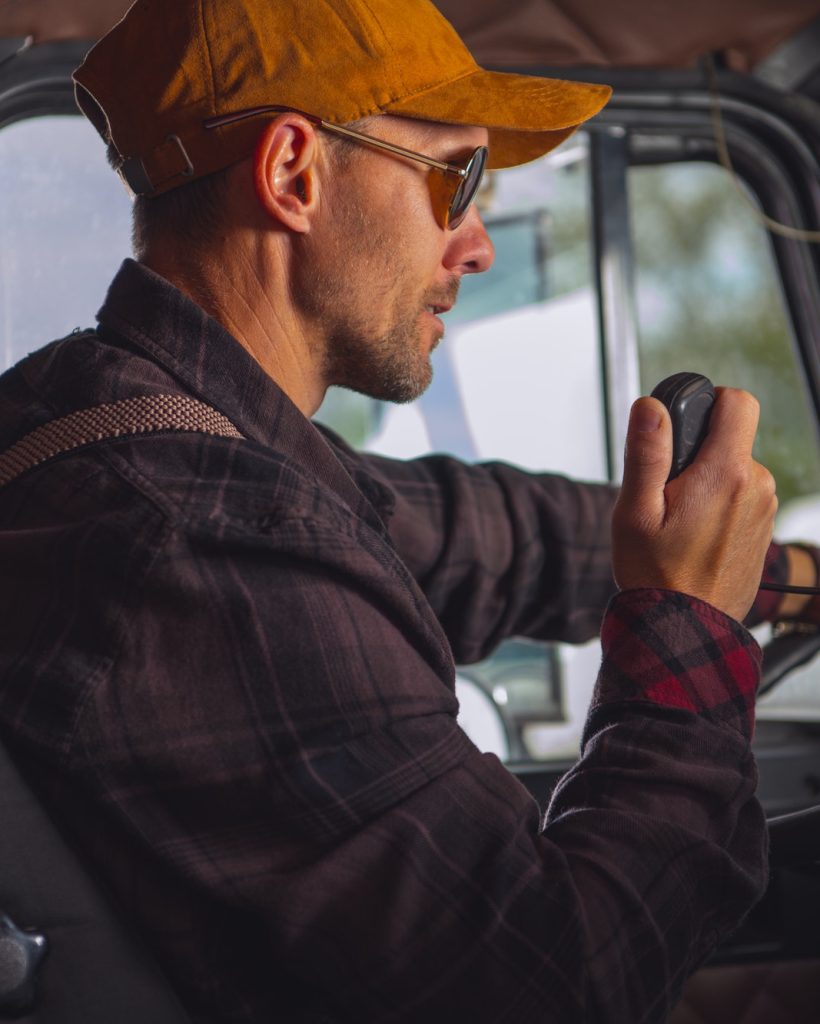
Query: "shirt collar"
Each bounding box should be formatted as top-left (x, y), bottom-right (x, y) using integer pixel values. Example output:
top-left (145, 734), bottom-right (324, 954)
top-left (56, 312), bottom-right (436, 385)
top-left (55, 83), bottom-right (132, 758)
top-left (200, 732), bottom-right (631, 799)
top-left (96, 259), bottom-right (395, 528)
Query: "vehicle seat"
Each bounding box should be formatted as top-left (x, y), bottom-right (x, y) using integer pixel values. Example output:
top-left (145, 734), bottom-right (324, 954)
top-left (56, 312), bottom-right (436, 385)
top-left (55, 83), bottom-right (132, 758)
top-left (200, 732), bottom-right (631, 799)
top-left (0, 735), bottom-right (189, 1023)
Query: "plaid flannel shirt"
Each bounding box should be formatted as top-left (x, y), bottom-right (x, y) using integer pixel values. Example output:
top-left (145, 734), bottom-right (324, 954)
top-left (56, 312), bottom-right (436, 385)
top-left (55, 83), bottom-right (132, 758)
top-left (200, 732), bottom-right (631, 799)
top-left (0, 260), bottom-right (785, 1022)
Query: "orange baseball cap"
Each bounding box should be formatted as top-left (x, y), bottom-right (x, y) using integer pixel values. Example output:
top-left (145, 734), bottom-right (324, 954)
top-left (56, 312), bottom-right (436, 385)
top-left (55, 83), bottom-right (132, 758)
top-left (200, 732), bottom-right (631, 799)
top-left (73, 0), bottom-right (611, 197)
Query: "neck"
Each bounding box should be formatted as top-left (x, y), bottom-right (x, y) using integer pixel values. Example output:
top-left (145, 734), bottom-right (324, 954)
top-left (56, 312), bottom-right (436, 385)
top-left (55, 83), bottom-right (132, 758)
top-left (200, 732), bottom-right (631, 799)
top-left (141, 238), bottom-right (326, 417)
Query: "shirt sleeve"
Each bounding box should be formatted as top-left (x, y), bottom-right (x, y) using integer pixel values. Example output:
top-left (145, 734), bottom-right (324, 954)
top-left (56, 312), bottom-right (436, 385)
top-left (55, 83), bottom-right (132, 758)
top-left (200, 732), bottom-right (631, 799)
top-left (357, 449), bottom-right (620, 660)
top-left (68, 510), bottom-right (767, 1024)
top-left (356, 447), bottom-right (794, 652)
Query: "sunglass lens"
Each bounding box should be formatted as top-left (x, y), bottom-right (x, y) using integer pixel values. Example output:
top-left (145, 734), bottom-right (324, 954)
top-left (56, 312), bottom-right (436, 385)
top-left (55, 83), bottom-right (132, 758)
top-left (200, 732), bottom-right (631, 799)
top-left (448, 146), bottom-right (488, 229)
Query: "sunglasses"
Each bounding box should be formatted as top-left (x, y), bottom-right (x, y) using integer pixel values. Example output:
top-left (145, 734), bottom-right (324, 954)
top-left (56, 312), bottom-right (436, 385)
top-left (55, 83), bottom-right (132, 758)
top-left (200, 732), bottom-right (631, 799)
top-left (203, 105), bottom-right (488, 230)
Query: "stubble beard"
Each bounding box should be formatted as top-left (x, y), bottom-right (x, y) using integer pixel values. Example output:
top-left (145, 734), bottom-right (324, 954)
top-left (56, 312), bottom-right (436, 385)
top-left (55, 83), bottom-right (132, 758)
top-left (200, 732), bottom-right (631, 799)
top-left (322, 306), bottom-right (440, 405)
top-left (294, 199), bottom-right (451, 405)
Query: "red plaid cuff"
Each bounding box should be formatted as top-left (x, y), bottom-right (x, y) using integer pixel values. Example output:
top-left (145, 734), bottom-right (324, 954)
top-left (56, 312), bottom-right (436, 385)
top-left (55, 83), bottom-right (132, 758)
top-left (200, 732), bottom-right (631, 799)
top-left (595, 589), bottom-right (762, 738)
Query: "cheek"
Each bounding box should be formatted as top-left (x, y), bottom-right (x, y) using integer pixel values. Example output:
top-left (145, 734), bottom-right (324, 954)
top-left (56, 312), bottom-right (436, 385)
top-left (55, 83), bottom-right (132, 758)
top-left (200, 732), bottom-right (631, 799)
top-left (334, 165), bottom-right (446, 292)
top-left (393, 186), bottom-right (448, 275)
top-left (380, 159), bottom-right (443, 235)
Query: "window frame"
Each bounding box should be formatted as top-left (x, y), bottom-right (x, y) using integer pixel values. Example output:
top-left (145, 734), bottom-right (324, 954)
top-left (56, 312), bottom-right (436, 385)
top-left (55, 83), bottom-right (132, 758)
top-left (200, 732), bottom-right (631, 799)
top-left (513, 64), bottom-right (820, 467)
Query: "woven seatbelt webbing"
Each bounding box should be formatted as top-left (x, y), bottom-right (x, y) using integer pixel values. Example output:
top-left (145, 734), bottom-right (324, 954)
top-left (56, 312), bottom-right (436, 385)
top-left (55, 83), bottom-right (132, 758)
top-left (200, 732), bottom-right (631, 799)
top-left (0, 394), bottom-right (244, 488)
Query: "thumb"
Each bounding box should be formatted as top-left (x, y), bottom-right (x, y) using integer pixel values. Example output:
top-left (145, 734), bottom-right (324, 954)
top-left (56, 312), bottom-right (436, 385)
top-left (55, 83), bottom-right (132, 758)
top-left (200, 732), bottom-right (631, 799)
top-left (618, 397), bottom-right (673, 530)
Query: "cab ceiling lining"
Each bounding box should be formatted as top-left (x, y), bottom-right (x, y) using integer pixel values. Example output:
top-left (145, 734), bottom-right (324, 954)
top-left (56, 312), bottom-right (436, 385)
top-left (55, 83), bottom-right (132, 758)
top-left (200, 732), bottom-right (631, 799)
top-left (0, 0), bottom-right (818, 72)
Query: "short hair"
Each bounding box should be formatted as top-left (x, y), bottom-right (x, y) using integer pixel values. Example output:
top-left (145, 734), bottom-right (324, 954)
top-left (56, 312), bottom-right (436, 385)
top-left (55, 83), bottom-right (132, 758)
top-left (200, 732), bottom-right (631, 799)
top-left (106, 143), bottom-right (233, 260)
top-left (106, 118), bottom-right (372, 260)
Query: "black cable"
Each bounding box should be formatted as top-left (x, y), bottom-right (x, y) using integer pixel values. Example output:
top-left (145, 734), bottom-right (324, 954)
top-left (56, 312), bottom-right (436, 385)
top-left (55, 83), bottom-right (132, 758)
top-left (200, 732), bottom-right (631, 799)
top-left (759, 582), bottom-right (820, 595)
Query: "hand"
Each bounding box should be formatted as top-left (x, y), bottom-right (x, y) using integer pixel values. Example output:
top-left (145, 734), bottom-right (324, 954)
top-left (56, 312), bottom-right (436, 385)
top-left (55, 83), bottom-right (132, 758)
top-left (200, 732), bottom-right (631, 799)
top-left (612, 388), bottom-right (778, 622)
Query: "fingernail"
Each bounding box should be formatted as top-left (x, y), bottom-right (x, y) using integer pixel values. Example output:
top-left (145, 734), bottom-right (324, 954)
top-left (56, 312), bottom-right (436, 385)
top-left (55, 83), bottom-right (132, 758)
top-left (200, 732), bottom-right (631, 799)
top-left (634, 405), bottom-right (661, 432)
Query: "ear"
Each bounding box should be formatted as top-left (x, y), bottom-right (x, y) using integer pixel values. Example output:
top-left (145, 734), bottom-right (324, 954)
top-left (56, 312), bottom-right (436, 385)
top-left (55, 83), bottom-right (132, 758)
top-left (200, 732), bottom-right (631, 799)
top-left (253, 114), bottom-right (319, 232)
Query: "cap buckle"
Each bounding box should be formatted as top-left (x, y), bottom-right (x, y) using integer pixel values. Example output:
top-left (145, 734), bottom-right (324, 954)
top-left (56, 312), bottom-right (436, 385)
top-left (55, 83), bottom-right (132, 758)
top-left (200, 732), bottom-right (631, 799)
top-left (119, 134), bottom-right (194, 197)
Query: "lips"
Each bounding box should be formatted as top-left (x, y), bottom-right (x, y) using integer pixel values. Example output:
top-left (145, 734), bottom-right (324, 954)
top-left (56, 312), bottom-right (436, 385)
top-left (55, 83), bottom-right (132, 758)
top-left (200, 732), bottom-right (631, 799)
top-left (424, 279), bottom-right (459, 319)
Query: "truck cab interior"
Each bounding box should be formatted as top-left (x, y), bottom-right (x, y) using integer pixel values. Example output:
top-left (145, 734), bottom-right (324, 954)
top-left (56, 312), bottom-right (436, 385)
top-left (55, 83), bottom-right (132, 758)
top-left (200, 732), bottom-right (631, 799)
top-left (1, 0), bottom-right (820, 1020)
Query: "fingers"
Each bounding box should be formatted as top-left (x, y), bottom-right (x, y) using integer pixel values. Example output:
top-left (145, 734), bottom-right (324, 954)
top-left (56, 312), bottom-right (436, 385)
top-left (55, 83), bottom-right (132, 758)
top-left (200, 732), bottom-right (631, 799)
top-left (696, 388), bottom-right (760, 466)
top-left (618, 397), bottom-right (672, 532)
top-left (612, 384), bottom-right (778, 621)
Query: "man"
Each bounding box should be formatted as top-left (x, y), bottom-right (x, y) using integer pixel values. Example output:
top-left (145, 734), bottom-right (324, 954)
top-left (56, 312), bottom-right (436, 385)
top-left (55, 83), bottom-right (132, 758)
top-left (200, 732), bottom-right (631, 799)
top-left (0, 0), bottom-right (817, 1020)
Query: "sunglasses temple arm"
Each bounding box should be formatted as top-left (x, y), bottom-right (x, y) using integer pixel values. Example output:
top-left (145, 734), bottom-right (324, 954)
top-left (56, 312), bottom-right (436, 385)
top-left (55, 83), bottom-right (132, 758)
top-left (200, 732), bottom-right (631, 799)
top-left (203, 107), bottom-right (466, 178)
top-left (203, 105), bottom-right (324, 130)
top-left (317, 121), bottom-right (463, 175)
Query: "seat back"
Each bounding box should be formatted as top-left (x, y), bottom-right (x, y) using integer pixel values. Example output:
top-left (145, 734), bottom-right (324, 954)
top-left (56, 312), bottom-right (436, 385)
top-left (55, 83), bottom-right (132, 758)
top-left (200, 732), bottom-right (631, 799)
top-left (0, 736), bottom-right (189, 1023)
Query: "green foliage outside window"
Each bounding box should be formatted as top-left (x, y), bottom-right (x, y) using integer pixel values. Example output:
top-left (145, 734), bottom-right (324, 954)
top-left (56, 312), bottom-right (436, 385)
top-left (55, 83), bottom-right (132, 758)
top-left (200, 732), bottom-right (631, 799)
top-left (630, 162), bottom-right (820, 506)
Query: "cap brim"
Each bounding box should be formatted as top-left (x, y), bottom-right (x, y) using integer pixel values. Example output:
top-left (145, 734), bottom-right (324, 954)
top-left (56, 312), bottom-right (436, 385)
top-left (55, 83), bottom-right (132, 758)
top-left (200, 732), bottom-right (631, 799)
top-left (385, 68), bottom-right (611, 169)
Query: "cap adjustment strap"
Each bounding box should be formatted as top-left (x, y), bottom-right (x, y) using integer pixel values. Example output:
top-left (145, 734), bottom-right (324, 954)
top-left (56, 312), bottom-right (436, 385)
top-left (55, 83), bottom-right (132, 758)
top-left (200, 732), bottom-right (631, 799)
top-left (120, 134), bottom-right (195, 196)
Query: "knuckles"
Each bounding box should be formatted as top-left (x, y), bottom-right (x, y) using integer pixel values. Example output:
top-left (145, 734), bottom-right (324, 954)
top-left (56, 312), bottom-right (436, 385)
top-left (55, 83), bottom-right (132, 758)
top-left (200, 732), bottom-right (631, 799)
top-left (702, 457), bottom-right (774, 503)
top-left (722, 387), bottom-right (761, 420)
top-left (756, 464), bottom-right (777, 498)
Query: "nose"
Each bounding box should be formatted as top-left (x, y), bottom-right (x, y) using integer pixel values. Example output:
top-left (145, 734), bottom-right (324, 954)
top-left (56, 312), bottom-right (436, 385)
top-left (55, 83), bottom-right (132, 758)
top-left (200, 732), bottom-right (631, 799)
top-left (444, 206), bottom-right (494, 276)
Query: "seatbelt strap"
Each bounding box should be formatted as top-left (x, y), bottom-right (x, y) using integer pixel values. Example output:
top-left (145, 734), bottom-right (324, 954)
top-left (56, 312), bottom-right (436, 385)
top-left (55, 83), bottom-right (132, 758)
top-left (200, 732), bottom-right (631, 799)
top-left (0, 394), bottom-right (243, 488)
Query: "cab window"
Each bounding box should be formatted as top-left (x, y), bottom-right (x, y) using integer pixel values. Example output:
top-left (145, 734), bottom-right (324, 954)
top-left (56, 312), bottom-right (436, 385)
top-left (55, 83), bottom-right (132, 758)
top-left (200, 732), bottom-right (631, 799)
top-left (3, 90), bottom-right (820, 766)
